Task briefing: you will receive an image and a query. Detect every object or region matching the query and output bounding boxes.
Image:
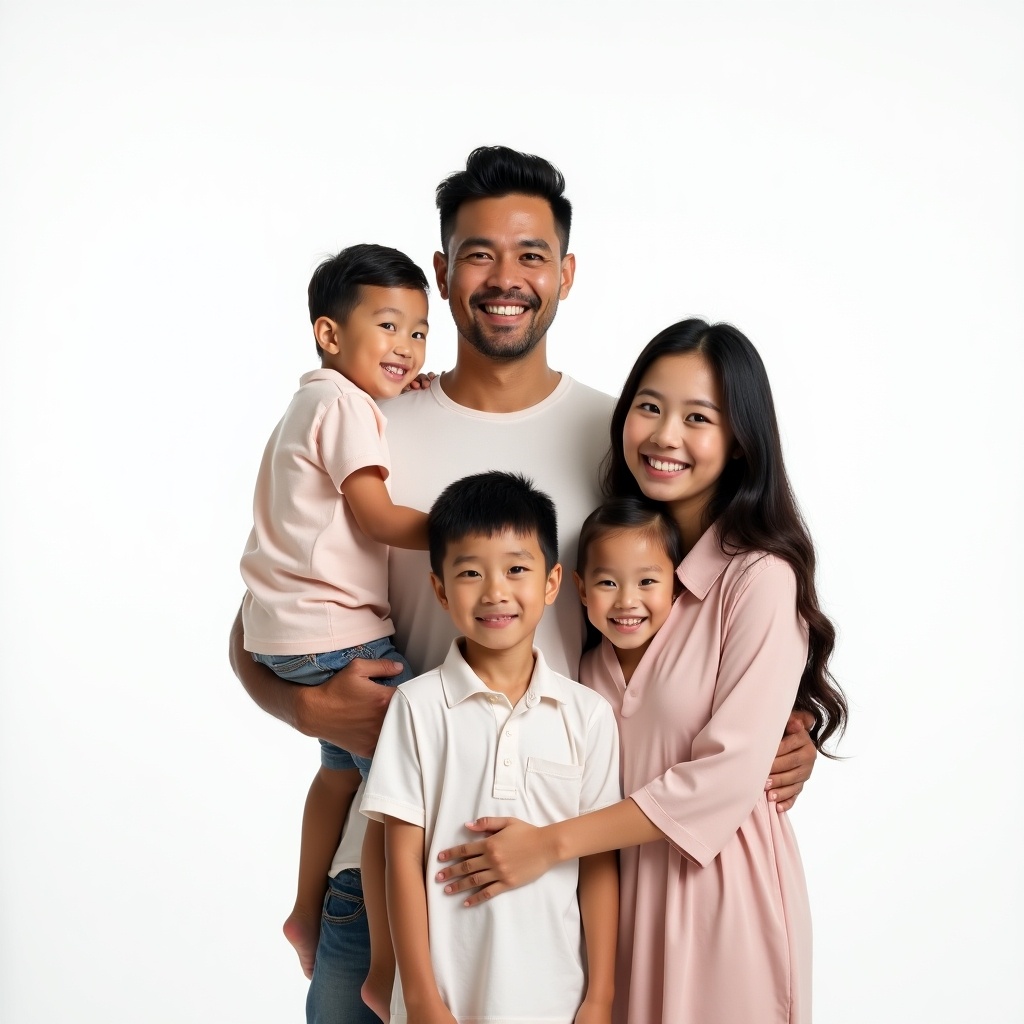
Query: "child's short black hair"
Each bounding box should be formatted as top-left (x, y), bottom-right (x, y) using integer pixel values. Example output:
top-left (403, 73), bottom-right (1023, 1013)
top-left (307, 243), bottom-right (428, 357)
top-left (428, 471), bottom-right (558, 576)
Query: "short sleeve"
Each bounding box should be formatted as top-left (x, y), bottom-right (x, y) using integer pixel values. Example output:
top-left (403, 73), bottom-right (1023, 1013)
top-left (631, 558), bottom-right (808, 866)
top-left (579, 694), bottom-right (623, 815)
top-left (317, 392), bottom-right (390, 492)
top-left (361, 690), bottom-right (425, 827)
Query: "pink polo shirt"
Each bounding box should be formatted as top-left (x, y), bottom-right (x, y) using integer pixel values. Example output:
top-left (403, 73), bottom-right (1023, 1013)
top-left (240, 368), bottom-right (394, 656)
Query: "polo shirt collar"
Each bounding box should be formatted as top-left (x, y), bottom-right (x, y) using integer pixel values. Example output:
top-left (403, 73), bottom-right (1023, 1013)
top-left (676, 523), bottom-right (733, 600)
top-left (438, 639), bottom-right (571, 708)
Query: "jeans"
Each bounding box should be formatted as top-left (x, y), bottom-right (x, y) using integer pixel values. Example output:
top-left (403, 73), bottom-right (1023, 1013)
top-left (253, 635), bottom-right (414, 776)
top-left (306, 869), bottom-right (377, 1024)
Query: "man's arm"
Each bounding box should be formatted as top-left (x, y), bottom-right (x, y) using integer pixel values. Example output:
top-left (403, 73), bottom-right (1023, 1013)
top-left (228, 601), bottom-right (400, 758)
top-left (575, 851), bottom-right (618, 1024)
top-left (767, 710), bottom-right (817, 812)
top-left (385, 817), bottom-right (457, 1024)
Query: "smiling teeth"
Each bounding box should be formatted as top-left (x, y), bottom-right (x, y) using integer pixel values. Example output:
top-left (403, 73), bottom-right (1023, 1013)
top-left (483, 305), bottom-right (526, 316)
top-left (382, 364), bottom-right (408, 376)
top-left (647, 456), bottom-right (686, 471)
top-left (612, 617), bottom-right (644, 626)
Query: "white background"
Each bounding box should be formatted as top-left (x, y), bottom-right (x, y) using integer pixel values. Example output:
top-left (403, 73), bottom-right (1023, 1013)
top-left (2, 2), bottom-right (1022, 1022)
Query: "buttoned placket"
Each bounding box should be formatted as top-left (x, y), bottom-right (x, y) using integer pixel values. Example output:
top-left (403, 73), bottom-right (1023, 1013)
top-left (486, 687), bottom-right (541, 800)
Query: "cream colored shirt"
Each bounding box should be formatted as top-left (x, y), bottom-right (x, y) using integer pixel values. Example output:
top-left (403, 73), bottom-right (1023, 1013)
top-left (362, 642), bottom-right (622, 1024)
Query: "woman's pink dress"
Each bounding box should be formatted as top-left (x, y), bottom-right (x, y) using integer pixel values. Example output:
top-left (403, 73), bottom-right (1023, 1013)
top-left (581, 528), bottom-right (814, 1024)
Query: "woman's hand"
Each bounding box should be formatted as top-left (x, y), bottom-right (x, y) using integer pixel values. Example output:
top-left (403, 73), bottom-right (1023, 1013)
top-left (434, 817), bottom-right (556, 906)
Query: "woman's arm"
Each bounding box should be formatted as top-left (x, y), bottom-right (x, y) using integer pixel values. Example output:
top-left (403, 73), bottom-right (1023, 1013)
top-left (436, 799), bottom-right (659, 905)
top-left (386, 818), bottom-right (457, 1024)
top-left (228, 601), bottom-right (400, 758)
top-left (343, 466), bottom-right (428, 550)
top-left (438, 712), bottom-right (815, 903)
top-left (438, 558), bottom-right (810, 901)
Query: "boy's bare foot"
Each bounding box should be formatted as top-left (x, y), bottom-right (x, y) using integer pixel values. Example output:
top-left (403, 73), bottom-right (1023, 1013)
top-left (282, 909), bottom-right (320, 980)
top-left (361, 967), bottom-right (393, 1023)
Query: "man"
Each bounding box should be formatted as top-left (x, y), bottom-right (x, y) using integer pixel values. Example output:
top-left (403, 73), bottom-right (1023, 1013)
top-left (229, 145), bottom-right (817, 1024)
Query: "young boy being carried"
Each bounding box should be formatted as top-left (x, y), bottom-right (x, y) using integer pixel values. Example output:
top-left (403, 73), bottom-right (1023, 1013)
top-left (362, 471), bottom-right (621, 1024)
top-left (239, 243), bottom-right (429, 1010)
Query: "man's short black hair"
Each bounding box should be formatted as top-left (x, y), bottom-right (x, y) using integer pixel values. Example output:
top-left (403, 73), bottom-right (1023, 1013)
top-left (307, 243), bottom-right (427, 357)
top-left (428, 471), bottom-right (559, 576)
top-left (435, 146), bottom-right (572, 257)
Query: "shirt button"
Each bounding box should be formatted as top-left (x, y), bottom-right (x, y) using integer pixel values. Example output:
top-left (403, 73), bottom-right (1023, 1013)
top-left (503, 758), bottom-right (512, 766)
top-left (506, 730), bottom-right (512, 737)
top-left (488, 695), bottom-right (498, 703)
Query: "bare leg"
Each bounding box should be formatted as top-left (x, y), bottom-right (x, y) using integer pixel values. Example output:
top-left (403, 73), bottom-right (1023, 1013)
top-left (284, 765), bottom-right (362, 980)
top-left (359, 818), bottom-right (394, 1022)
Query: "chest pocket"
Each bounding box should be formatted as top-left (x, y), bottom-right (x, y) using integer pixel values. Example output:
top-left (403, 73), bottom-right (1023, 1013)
top-left (525, 758), bottom-right (584, 819)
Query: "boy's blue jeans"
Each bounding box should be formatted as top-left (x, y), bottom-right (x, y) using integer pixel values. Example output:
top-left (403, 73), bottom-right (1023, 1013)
top-left (253, 635), bottom-right (414, 776)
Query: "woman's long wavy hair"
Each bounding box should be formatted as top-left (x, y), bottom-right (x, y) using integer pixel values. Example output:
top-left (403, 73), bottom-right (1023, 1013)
top-left (602, 318), bottom-right (847, 753)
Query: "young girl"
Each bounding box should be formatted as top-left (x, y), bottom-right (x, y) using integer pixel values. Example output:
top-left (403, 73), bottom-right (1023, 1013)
top-left (433, 318), bottom-right (848, 1024)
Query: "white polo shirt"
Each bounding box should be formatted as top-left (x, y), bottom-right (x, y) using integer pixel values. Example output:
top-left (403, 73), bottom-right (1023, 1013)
top-left (362, 641), bottom-right (622, 1024)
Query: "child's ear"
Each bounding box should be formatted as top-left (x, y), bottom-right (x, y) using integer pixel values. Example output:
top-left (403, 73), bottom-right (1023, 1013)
top-left (573, 570), bottom-right (588, 607)
top-left (731, 443), bottom-right (744, 461)
top-left (544, 563), bottom-right (562, 606)
top-left (429, 572), bottom-right (449, 609)
top-left (313, 317), bottom-right (342, 355)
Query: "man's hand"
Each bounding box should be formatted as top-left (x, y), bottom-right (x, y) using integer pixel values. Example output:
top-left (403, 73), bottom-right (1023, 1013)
top-left (295, 657), bottom-right (400, 758)
top-left (766, 710), bottom-right (817, 812)
top-left (228, 601), bottom-right (400, 756)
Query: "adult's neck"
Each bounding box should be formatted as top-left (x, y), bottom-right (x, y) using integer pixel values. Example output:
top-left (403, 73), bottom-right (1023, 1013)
top-left (439, 341), bottom-right (562, 413)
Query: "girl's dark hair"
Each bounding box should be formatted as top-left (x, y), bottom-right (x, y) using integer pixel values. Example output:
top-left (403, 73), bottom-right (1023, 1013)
top-left (576, 498), bottom-right (684, 577)
top-left (602, 318), bottom-right (848, 754)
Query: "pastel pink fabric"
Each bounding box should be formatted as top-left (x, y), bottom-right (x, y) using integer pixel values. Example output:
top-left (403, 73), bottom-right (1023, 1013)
top-left (240, 368), bottom-right (394, 655)
top-left (581, 526), bottom-right (813, 1024)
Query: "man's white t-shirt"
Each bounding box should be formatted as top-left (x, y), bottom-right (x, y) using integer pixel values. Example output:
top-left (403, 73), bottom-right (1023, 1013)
top-left (329, 374), bottom-right (615, 874)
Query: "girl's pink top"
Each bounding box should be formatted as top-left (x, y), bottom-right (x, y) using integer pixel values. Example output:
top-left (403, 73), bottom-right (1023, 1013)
top-left (580, 525), bottom-right (813, 1024)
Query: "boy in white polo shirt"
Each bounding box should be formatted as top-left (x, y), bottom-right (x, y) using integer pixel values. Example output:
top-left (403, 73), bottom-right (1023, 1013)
top-left (240, 243), bottom-right (430, 995)
top-left (362, 472), bottom-right (621, 1024)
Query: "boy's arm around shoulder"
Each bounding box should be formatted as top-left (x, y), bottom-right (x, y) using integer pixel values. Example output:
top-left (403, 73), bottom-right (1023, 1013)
top-left (343, 466), bottom-right (428, 550)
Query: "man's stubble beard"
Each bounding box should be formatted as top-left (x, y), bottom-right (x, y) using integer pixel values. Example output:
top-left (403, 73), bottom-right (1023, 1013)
top-left (455, 298), bottom-right (560, 363)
